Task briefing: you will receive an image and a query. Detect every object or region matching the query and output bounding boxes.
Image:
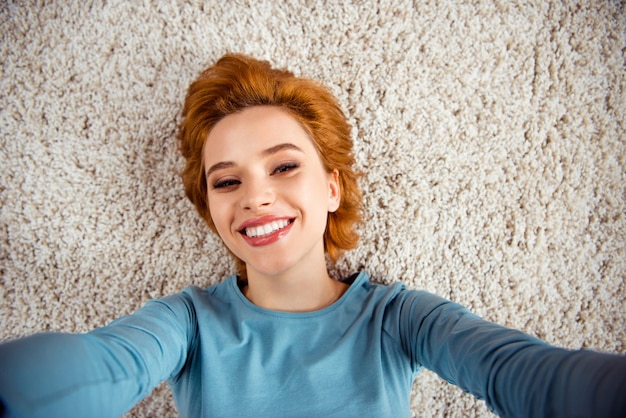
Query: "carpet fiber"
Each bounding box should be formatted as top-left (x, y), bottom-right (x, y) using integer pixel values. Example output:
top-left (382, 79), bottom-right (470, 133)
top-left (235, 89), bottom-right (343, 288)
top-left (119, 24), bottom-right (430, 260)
top-left (1, 1), bottom-right (624, 416)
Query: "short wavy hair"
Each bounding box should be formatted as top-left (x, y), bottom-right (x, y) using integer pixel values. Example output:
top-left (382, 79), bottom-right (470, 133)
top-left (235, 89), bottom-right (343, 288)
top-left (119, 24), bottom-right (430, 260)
top-left (179, 53), bottom-right (362, 274)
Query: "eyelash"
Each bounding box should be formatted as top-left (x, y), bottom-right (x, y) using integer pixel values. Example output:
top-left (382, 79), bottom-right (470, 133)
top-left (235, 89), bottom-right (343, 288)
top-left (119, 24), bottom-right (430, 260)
top-left (272, 162), bottom-right (299, 175)
top-left (211, 162), bottom-right (300, 190)
top-left (212, 178), bottom-right (240, 190)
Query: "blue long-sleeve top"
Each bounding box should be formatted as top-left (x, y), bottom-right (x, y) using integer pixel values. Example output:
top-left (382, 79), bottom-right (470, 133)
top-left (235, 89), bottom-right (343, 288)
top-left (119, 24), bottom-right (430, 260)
top-left (1, 272), bottom-right (625, 417)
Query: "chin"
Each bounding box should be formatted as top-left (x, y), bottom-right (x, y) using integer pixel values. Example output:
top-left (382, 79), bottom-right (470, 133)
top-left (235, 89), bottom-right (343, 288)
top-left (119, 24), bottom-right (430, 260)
top-left (245, 259), bottom-right (299, 279)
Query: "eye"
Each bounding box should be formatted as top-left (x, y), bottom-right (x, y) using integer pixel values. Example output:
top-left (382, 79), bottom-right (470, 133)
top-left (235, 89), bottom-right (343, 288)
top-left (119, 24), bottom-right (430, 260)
top-left (212, 178), bottom-right (240, 190)
top-left (272, 162), bottom-right (299, 175)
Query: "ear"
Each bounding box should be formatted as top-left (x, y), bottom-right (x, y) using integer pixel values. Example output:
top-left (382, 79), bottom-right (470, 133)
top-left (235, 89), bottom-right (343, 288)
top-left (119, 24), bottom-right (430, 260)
top-left (327, 169), bottom-right (341, 213)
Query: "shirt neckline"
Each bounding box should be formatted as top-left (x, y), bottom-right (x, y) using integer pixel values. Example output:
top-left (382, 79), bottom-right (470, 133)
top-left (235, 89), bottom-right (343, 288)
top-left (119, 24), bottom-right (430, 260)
top-left (228, 271), bottom-right (368, 318)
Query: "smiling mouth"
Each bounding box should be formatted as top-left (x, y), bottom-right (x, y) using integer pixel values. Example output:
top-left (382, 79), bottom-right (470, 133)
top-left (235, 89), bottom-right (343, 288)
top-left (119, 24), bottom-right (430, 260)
top-left (240, 219), bottom-right (295, 238)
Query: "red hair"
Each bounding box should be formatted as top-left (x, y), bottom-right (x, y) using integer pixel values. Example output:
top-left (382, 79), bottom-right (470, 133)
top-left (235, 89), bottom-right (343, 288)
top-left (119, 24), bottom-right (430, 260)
top-left (179, 53), bottom-right (362, 274)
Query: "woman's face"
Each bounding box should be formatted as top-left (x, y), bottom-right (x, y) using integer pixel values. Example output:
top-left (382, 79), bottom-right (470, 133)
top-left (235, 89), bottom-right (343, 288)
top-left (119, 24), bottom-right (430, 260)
top-left (203, 106), bottom-right (340, 279)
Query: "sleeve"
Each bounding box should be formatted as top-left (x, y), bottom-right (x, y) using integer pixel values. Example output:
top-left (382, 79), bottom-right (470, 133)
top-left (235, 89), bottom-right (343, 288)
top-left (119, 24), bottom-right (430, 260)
top-left (386, 289), bottom-right (626, 418)
top-left (0, 291), bottom-right (197, 418)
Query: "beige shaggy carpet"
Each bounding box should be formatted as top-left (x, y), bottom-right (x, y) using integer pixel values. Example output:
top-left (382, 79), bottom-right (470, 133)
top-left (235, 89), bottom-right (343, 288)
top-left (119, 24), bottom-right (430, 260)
top-left (1, 1), bottom-right (625, 416)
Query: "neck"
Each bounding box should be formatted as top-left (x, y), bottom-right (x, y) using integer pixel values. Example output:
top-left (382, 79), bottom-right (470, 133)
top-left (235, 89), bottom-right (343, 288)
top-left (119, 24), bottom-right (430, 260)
top-left (243, 254), bottom-right (348, 312)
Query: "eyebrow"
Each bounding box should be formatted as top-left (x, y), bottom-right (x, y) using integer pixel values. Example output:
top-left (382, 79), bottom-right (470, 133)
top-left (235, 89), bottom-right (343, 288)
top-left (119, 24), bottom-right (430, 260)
top-left (205, 142), bottom-right (304, 178)
top-left (262, 142), bottom-right (303, 157)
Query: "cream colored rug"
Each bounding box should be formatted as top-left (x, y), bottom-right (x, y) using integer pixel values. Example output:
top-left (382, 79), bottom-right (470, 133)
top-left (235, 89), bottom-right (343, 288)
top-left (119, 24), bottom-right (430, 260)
top-left (1, 1), bottom-right (624, 416)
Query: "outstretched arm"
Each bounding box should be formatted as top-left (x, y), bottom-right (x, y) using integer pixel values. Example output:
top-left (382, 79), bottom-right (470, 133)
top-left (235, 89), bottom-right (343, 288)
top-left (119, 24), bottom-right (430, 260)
top-left (0, 293), bottom-right (196, 418)
top-left (389, 290), bottom-right (626, 417)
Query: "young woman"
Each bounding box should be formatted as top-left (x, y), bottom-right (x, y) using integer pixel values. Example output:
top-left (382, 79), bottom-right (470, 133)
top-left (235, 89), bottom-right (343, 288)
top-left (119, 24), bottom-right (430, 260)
top-left (0, 54), bottom-right (624, 418)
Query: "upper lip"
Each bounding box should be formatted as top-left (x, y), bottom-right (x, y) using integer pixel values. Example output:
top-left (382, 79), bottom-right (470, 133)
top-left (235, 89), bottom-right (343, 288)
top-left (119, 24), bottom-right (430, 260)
top-left (237, 215), bottom-right (295, 233)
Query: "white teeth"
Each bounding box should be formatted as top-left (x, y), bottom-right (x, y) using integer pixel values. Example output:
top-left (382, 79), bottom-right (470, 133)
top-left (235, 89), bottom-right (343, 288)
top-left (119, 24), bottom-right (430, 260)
top-left (245, 219), bottom-right (290, 238)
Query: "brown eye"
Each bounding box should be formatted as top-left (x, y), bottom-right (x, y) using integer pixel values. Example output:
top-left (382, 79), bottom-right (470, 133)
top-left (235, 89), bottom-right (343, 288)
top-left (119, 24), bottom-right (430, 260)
top-left (272, 162), bottom-right (299, 175)
top-left (213, 178), bottom-right (240, 189)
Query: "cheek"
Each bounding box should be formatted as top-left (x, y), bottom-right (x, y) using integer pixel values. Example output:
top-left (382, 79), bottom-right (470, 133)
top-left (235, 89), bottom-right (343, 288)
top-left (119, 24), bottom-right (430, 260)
top-left (207, 197), bottom-right (232, 236)
top-left (299, 175), bottom-right (334, 218)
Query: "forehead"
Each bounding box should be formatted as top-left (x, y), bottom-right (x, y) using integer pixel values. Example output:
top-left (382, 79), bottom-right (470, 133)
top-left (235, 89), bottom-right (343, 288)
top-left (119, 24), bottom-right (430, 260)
top-left (203, 106), bottom-right (317, 162)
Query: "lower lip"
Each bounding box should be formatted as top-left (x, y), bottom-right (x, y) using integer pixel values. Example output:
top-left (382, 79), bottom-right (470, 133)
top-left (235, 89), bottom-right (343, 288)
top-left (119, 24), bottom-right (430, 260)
top-left (241, 221), bottom-right (294, 247)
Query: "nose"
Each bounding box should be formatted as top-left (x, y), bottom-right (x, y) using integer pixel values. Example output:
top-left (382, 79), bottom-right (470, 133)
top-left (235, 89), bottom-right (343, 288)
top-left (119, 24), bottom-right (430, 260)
top-left (240, 175), bottom-right (275, 211)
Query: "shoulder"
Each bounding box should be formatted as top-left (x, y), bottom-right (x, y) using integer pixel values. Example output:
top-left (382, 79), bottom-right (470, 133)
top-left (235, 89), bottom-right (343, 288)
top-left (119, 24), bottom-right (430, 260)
top-left (168, 277), bottom-right (242, 338)
top-left (354, 274), bottom-right (474, 345)
top-left (116, 276), bottom-right (240, 329)
top-left (179, 275), bottom-right (238, 299)
top-left (174, 276), bottom-right (241, 314)
top-left (350, 272), bottom-right (453, 317)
